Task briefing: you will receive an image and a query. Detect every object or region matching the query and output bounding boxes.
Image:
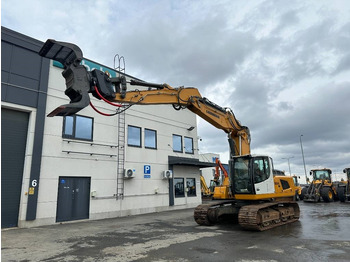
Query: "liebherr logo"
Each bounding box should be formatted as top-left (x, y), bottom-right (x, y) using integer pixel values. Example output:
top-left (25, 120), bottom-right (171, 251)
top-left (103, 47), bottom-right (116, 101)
top-left (206, 110), bottom-right (220, 119)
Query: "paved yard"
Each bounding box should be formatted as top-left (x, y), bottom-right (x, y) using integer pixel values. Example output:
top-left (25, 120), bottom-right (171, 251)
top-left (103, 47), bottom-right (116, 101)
top-left (2, 201), bottom-right (350, 261)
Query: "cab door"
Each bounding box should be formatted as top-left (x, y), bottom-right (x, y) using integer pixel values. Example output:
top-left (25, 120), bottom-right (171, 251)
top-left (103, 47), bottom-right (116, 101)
top-left (253, 157), bottom-right (274, 194)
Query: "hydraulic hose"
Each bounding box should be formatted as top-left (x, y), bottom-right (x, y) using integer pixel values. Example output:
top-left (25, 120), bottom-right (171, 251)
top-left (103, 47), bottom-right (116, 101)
top-left (93, 85), bottom-right (122, 107)
top-left (89, 102), bottom-right (118, 116)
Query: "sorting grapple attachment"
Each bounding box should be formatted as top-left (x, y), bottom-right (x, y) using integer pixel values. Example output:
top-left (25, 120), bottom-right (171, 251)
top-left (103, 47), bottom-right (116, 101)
top-left (39, 39), bottom-right (92, 117)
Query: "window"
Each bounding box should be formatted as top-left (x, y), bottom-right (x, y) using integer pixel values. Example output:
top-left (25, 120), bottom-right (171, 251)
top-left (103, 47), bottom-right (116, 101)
top-left (186, 178), bottom-right (196, 197)
top-left (128, 125), bottom-right (141, 147)
top-left (145, 129), bottom-right (157, 149)
top-left (232, 157), bottom-right (253, 194)
top-left (174, 178), bottom-right (185, 197)
top-left (172, 134), bottom-right (182, 152)
top-left (253, 158), bottom-right (270, 183)
top-left (280, 179), bottom-right (291, 190)
top-left (184, 137), bottom-right (194, 154)
top-left (63, 115), bottom-right (93, 141)
top-left (314, 170), bottom-right (331, 180)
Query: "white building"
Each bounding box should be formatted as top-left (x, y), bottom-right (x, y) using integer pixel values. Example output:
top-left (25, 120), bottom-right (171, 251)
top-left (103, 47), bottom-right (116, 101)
top-left (1, 27), bottom-right (215, 228)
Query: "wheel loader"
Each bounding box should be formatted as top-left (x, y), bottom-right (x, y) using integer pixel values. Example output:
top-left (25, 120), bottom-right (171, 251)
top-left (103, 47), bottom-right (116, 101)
top-left (38, 39), bottom-right (300, 231)
top-left (302, 168), bottom-right (337, 202)
top-left (337, 168), bottom-right (350, 202)
top-left (292, 175), bottom-right (302, 201)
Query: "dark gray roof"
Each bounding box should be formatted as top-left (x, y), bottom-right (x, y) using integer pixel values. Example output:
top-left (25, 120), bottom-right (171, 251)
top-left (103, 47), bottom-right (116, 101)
top-left (168, 156), bottom-right (216, 168)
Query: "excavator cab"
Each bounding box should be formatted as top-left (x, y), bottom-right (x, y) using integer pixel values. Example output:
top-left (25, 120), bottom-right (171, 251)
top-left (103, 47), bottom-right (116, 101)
top-left (231, 155), bottom-right (275, 197)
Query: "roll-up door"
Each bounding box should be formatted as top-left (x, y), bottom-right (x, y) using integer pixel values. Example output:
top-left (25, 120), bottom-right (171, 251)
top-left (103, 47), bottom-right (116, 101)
top-left (1, 108), bottom-right (29, 228)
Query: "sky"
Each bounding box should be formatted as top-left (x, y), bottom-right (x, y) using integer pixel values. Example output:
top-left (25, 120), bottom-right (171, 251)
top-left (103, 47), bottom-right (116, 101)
top-left (2, 0), bottom-right (350, 181)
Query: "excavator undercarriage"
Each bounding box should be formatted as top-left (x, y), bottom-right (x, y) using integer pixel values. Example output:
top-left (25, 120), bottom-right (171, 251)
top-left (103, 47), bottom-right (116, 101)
top-left (194, 200), bottom-right (300, 231)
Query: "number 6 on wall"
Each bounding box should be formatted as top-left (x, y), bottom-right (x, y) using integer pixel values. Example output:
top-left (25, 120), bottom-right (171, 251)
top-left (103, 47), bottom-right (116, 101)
top-left (31, 180), bottom-right (38, 187)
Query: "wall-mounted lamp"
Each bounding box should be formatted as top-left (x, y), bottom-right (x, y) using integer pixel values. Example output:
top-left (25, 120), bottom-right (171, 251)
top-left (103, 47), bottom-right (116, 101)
top-left (187, 126), bottom-right (195, 131)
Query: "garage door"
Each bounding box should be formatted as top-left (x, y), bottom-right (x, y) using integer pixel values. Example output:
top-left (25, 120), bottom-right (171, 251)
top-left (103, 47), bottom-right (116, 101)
top-left (1, 108), bottom-right (29, 228)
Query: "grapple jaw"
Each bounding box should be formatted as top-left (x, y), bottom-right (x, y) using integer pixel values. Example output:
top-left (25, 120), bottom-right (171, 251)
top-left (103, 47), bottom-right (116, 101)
top-left (39, 39), bottom-right (92, 117)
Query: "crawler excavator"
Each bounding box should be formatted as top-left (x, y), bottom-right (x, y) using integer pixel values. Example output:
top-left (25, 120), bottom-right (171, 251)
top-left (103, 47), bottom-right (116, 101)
top-left (200, 158), bottom-right (225, 199)
top-left (200, 175), bottom-right (213, 199)
top-left (38, 39), bottom-right (300, 231)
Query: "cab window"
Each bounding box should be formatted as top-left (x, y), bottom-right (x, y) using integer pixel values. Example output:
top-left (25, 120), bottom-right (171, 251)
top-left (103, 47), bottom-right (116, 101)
top-left (253, 158), bottom-right (270, 183)
top-left (232, 158), bottom-right (253, 194)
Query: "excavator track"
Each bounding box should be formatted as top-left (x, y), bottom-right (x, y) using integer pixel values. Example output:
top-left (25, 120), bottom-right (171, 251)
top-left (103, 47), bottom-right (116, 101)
top-left (238, 201), bottom-right (300, 231)
top-left (194, 204), bottom-right (215, 226)
top-left (194, 201), bottom-right (238, 226)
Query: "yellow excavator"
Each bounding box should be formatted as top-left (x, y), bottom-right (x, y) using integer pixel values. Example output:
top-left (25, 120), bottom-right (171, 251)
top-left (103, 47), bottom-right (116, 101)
top-left (38, 39), bottom-right (300, 231)
top-left (200, 158), bottom-right (225, 199)
top-left (212, 158), bottom-right (230, 199)
top-left (200, 175), bottom-right (213, 199)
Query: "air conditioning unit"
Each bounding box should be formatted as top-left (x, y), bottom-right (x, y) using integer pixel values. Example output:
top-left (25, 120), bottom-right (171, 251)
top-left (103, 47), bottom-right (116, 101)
top-left (124, 169), bottom-right (135, 179)
top-left (162, 170), bottom-right (173, 179)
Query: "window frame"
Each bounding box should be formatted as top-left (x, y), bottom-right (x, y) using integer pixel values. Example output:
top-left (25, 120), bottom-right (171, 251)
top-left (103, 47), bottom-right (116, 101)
top-left (253, 157), bottom-right (270, 184)
top-left (127, 125), bottom-right (142, 147)
top-left (144, 128), bottom-right (157, 149)
top-left (186, 178), bottom-right (196, 197)
top-left (174, 177), bottom-right (185, 198)
top-left (62, 115), bottom-right (94, 141)
top-left (184, 136), bottom-right (194, 154)
top-left (172, 134), bottom-right (183, 153)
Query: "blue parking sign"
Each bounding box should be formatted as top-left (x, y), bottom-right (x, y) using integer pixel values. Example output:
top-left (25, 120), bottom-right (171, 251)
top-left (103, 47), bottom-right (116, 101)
top-left (144, 165), bottom-right (151, 174)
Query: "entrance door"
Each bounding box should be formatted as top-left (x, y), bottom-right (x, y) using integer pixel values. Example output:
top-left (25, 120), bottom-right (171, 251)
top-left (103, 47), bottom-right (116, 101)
top-left (56, 177), bottom-right (91, 222)
top-left (169, 178), bottom-right (174, 206)
top-left (1, 109), bottom-right (29, 228)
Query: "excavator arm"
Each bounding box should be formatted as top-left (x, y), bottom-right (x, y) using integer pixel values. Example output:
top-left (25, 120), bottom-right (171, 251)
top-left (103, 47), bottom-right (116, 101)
top-left (40, 39), bottom-right (250, 156)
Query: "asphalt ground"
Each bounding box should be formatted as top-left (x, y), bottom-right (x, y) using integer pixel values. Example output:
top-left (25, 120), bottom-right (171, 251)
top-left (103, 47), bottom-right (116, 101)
top-left (2, 201), bottom-right (350, 262)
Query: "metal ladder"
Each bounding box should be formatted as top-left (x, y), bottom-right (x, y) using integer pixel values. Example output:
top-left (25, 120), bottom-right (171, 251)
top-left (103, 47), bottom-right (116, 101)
top-left (114, 54), bottom-right (126, 200)
top-left (116, 111), bottom-right (125, 199)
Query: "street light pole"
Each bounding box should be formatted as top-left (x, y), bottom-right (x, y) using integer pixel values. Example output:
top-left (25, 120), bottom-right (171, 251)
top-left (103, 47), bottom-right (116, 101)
top-left (282, 156), bottom-right (294, 176)
top-left (300, 135), bottom-right (307, 182)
